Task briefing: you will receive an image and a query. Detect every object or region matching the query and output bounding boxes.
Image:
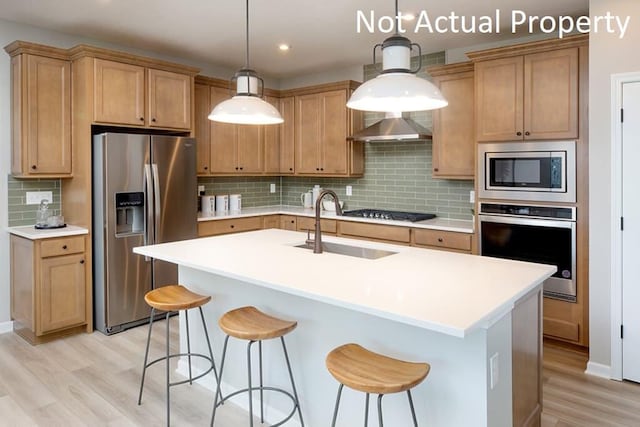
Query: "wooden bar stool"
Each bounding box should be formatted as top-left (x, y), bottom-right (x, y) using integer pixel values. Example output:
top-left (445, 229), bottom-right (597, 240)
top-left (138, 285), bottom-right (220, 426)
top-left (326, 343), bottom-right (430, 426)
top-left (210, 306), bottom-right (304, 427)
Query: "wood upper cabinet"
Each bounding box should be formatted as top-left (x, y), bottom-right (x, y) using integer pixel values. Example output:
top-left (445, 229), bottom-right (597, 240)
top-left (194, 83), bottom-right (211, 174)
top-left (8, 49), bottom-right (71, 177)
top-left (430, 63), bottom-right (475, 179)
top-left (294, 87), bottom-right (363, 176)
top-left (94, 59), bottom-right (145, 126)
top-left (474, 46), bottom-right (579, 142)
top-left (93, 59), bottom-right (192, 130)
top-left (279, 96), bottom-right (295, 174)
top-left (264, 96), bottom-right (281, 174)
top-left (236, 124), bottom-right (264, 173)
top-left (10, 234), bottom-right (88, 344)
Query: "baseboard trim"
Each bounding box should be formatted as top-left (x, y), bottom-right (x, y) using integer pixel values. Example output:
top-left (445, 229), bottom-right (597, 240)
top-left (0, 320), bottom-right (14, 335)
top-left (585, 361), bottom-right (612, 379)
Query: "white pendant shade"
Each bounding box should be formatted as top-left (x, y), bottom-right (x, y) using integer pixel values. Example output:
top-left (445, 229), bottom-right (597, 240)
top-left (209, 95), bottom-right (284, 125)
top-left (347, 72), bottom-right (448, 112)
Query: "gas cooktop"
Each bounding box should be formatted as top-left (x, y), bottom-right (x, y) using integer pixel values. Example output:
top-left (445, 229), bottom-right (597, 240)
top-left (342, 209), bottom-right (436, 222)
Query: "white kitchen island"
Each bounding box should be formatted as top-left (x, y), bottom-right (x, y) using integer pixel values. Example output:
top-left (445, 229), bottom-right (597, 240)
top-left (134, 229), bottom-right (555, 427)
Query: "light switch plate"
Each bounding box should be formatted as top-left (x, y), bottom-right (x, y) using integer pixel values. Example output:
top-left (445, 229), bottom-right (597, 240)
top-left (26, 191), bottom-right (53, 205)
top-left (470, 190), bottom-right (475, 203)
top-left (270, 183), bottom-right (276, 193)
top-left (346, 185), bottom-right (353, 196)
top-left (490, 352), bottom-right (499, 389)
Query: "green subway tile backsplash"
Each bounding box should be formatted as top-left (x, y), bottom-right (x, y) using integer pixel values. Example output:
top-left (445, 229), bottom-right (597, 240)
top-left (197, 176), bottom-right (281, 208)
top-left (7, 175), bottom-right (62, 226)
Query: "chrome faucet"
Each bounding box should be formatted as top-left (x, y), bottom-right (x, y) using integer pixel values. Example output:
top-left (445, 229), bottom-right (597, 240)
top-left (312, 189), bottom-right (342, 254)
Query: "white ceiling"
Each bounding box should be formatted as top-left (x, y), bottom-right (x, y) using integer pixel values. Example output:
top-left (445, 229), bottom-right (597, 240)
top-left (0, 0), bottom-right (588, 79)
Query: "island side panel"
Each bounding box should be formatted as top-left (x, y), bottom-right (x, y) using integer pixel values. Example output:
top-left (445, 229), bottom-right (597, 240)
top-left (178, 265), bottom-right (509, 427)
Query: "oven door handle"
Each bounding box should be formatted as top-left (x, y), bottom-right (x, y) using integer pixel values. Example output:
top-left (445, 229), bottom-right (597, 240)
top-left (477, 214), bottom-right (575, 229)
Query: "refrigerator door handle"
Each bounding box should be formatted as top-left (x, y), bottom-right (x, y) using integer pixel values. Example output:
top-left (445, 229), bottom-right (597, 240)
top-left (144, 164), bottom-right (153, 262)
top-left (152, 163), bottom-right (161, 238)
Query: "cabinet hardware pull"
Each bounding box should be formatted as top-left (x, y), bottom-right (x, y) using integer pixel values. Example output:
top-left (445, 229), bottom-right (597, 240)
top-left (320, 168), bottom-right (324, 171)
top-left (239, 167), bottom-right (243, 170)
top-left (235, 167), bottom-right (239, 170)
top-left (31, 165), bottom-right (37, 170)
top-left (80, 260), bottom-right (85, 264)
top-left (434, 168), bottom-right (439, 172)
top-left (151, 118), bottom-right (156, 122)
top-left (525, 131), bottom-right (530, 136)
top-left (437, 238), bottom-right (443, 243)
top-left (62, 245), bottom-right (68, 250)
top-left (516, 131), bottom-right (522, 136)
top-left (289, 167), bottom-right (293, 171)
top-left (230, 225), bottom-right (235, 228)
top-left (316, 168), bottom-right (319, 171)
top-left (139, 117), bottom-right (144, 121)
top-left (204, 166), bottom-right (208, 170)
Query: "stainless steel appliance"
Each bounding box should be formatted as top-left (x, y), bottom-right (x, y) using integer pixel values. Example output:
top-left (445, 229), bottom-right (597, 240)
top-left (479, 202), bottom-right (576, 302)
top-left (93, 133), bottom-right (197, 334)
top-left (478, 141), bottom-right (576, 203)
top-left (343, 209), bottom-right (436, 222)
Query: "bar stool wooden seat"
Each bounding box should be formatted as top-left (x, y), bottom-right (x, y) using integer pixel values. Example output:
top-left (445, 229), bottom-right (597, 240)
top-left (211, 306), bottom-right (304, 427)
top-left (326, 343), bottom-right (430, 426)
top-left (138, 285), bottom-right (219, 426)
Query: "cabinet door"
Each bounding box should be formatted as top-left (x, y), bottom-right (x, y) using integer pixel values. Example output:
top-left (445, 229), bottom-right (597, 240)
top-left (264, 96), bottom-right (281, 174)
top-left (524, 48), bottom-right (578, 140)
top-left (279, 96), bottom-right (296, 174)
top-left (280, 215), bottom-right (297, 230)
top-left (295, 94), bottom-right (322, 174)
top-left (94, 59), bottom-right (145, 126)
top-left (148, 68), bottom-right (191, 130)
top-left (39, 253), bottom-right (86, 334)
top-left (194, 83), bottom-right (211, 174)
top-left (237, 125), bottom-right (264, 173)
top-left (21, 55), bottom-right (72, 175)
top-left (432, 71), bottom-right (475, 179)
top-left (475, 56), bottom-right (524, 142)
top-left (320, 90), bottom-right (348, 175)
top-left (210, 87), bottom-right (237, 173)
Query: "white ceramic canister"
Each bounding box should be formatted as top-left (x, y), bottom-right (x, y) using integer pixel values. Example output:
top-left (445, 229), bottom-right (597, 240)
top-left (229, 194), bottom-right (242, 212)
top-left (201, 195), bottom-right (216, 215)
top-left (311, 185), bottom-right (322, 206)
top-left (215, 194), bottom-right (229, 213)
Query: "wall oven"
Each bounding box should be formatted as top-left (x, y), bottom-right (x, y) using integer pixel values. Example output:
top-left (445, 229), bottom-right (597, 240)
top-left (479, 203), bottom-right (577, 302)
top-left (478, 141), bottom-right (576, 203)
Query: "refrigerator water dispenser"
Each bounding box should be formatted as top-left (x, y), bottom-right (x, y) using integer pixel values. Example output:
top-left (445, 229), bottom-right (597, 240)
top-left (115, 192), bottom-right (144, 236)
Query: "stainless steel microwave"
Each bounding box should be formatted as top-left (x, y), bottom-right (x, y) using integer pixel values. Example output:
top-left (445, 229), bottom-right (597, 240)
top-left (478, 141), bottom-right (576, 203)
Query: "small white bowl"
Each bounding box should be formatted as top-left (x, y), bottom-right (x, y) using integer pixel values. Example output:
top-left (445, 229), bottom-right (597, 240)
top-left (322, 200), bottom-right (344, 211)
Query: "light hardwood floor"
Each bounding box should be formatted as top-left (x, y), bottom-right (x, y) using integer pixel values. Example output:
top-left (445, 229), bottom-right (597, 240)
top-left (1, 321), bottom-right (640, 426)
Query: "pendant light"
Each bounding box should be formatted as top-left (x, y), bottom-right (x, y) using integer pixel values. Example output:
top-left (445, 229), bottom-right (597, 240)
top-left (209, 0), bottom-right (283, 125)
top-left (347, 0), bottom-right (448, 112)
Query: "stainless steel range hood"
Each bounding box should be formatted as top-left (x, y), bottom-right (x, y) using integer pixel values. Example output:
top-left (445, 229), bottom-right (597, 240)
top-left (348, 112), bottom-right (432, 142)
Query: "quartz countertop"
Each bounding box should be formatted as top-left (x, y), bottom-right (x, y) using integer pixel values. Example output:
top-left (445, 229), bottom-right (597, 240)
top-left (198, 205), bottom-right (474, 233)
top-left (7, 225), bottom-right (89, 240)
top-left (134, 229), bottom-right (554, 337)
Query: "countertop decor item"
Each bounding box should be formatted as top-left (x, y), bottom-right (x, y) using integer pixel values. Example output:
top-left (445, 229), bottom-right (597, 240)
top-left (208, 0), bottom-right (283, 125)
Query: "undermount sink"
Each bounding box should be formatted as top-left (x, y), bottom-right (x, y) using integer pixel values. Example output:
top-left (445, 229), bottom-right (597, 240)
top-left (295, 241), bottom-right (397, 260)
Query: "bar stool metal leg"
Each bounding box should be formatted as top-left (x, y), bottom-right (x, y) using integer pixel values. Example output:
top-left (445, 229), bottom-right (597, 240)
top-left (165, 311), bottom-right (171, 426)
top-left (377, 394), bottom-right (384, 427)
top-left (364, 393), bottom-right (370, 426)
top-left (331, 383), bottom-right (344, 427)
top-left (199, 307), bottom-right (222, 402)
top-left (186, 309), bottom-right (193, 385)
top-left (247, 340), bottom-right (256, 427)
top-left (138, 307), bottom-right (155, 405)
top-left (280, 336), bottom-right (305, 427)
top-left (211, 335), bottom-right (230, 426)
top-left (259, 340), bottom-right (264, 423)
top-left (407, 390), bottom-right (418, 427)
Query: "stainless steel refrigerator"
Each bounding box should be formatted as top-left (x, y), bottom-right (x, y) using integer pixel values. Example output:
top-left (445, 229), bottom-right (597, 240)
top-left (92, 133), bottom-right (197, 334)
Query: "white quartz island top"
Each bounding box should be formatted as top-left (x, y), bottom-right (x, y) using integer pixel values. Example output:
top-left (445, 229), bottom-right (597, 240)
top-left (134, 229), bottom-right (555, 337)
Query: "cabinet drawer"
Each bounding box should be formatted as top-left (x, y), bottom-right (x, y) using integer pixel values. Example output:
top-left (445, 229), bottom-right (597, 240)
top-left (296, 217), bottom-right (337, 234)
top-left (339, 221), bottom-right (410, 244)
top-left (198, 217), bottom-right (264, 236)
top-left (413, 229), bottom-right (471, 252)
top-left (280, 215), bottom-right (297, 231)
top-left (543, 317), bottom-right (579, 342)
top-left (263, 215), bottom-right (280, 229)
top-left (40, 236), bottom-right (85, 258)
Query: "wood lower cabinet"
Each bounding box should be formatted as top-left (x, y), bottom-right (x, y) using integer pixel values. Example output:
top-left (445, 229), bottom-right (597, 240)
top-left (338, 221), bottom-right (411, 244)
top-left (5, 43), bottom-right (72, 177)
top-left (263, 215), bottom-right (280, 229)
top-left (429, 62), bottom-right (475, 179)
top-left (471, 37), bottom-right (583, 142)
top-left (198, 216), bottom-right (264, 237)
top-left (93, 59), bottom-right (192, 130)
top-left (280, 215), bottom-right (297, 230)
top-left (10, 234), bottom-right (88, 344)
top-left (297, 217), bottom-right (337, 235)
top-left (412, 228), bottom-right (472, 253)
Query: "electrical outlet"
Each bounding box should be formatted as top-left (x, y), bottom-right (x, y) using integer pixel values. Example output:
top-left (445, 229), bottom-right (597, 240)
top-left (469, 190), bottom-right (475, 203)
top-left (198, 185), bottom-right (205, 195)
top-left (270, 183), bottom-right (276, 193)
top-left (490, 353), bottom-right (499, 389)
top-left (26, 191), bottom-right (53, 205)
top-left (346, 185), bottom-right (353, 196)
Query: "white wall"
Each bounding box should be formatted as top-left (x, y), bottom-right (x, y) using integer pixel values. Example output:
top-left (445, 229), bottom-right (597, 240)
top-left (588, 0), bottom-right (640, 368)
top-left (0, 18), bottom-right (237, 327)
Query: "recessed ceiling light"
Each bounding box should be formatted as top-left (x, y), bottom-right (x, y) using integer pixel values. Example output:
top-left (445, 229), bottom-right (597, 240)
top-left (278, 44), bottom-right (291, 51)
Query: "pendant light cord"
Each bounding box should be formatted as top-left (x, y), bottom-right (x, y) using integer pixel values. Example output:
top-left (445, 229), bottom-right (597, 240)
top-left (245, 0), bottom-right (250, 68)
top-left (394, 0), bottom-right (399, 35)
